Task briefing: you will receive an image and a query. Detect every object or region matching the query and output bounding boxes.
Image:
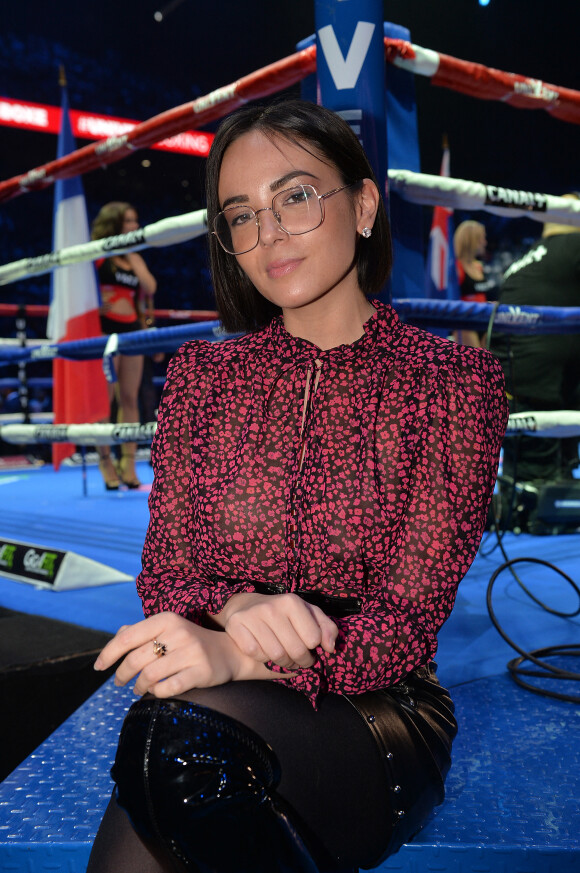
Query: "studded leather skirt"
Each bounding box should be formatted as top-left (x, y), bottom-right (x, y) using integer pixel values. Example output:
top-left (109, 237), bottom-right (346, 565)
top-left (343, 663), bottom-right (457, 868)
top-left (208, 581), bottom-right (458, 868)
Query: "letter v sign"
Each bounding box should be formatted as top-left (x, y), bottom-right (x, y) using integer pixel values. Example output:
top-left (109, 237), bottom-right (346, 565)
top-left (318, 22), bottom-right (375, 91)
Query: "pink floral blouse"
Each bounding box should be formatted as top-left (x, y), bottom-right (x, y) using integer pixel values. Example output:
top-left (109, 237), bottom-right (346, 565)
top-left (137, 301), bottom-right (508, 707)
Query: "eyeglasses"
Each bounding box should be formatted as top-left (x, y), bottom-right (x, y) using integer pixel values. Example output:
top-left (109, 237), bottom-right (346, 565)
top-left (212, 182), bottom-right (361, 255)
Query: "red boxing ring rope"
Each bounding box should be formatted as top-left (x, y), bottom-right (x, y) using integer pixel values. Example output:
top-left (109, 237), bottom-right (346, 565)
top-left (0, 46), bottom-right (317, 204)
top-left (0, 304), bottom-right (217, 322)
top-left (2, 37), bottom-right (580, 204)
top-left (385, 38), bottom-right (580, 125)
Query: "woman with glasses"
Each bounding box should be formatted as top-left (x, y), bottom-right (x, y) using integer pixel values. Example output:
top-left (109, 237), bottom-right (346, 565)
top-left (88, 100), bottom-right (507, 873)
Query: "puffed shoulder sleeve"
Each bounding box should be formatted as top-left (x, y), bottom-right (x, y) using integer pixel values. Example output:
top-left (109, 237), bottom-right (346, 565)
top-left (269, 345), bottom-right (508, 707)
top-left (135, 343), bottom-right (233, 621)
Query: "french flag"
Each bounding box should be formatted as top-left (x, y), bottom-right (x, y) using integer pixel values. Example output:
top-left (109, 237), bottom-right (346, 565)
top-left (424, 142), bottom-right (459, 301)
top-left (46, 83), bottom-right (109, 470)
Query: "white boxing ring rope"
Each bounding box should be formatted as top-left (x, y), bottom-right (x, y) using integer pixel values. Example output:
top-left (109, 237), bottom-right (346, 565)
top-left (0, 209), bottom-right (208, 286)
top-left (506, 411), bottom-right (580, 439)
top-left (2, 175), bottom-right (580, 288)
top-left (0, 422), bottom-right (157, 446)
top-left (387, 172), bottom-right (580, 226)
top-left (2, 412), bottom-right (580, 449)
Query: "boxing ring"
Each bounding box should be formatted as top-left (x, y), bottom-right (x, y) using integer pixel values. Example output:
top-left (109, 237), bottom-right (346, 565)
top-left (0, 13), bottom-right (579, 873)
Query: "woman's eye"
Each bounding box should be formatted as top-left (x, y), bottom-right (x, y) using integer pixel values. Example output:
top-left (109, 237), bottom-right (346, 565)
top-left (230, 210), bottom-right (254, 227)
top-left (283, 188), bottom-right (312, 207)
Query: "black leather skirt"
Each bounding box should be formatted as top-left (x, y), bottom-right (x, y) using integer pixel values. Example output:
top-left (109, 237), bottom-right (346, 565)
top-left (343, 663), bottom-right (457, 867)
top-left (110, 667), bottom-right (456, 872)
top-left (252, 578), bottom-right (458, 862)
top-left (111, 579), bottom-right (457, 871)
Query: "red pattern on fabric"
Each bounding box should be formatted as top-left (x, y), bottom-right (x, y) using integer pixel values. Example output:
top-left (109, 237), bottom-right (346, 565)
top-left (137, 302), bottom-right (508, 707)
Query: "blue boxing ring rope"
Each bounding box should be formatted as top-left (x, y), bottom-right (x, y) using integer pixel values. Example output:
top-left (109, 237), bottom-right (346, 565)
top-left (1, 298), bottom-right (580, 367)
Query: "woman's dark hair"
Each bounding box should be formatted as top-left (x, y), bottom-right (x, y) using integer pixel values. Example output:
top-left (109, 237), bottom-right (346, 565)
top-left (206, 99), bottom-right (392, 332)
top-left (91, 201), bottom-right (133, 240)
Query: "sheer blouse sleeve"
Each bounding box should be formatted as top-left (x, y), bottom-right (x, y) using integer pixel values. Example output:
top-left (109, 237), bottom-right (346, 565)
top-left (135, 344), bottom-right (246, 620)
top-left (268, 348), bottom-right (508, 707)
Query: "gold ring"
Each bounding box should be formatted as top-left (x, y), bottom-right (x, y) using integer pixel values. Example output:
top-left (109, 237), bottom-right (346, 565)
top-left (152, 639), bottom-right (167, 657)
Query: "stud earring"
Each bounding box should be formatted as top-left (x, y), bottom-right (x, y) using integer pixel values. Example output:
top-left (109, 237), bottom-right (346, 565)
top-left (361, 227), bottom-right (372, 239)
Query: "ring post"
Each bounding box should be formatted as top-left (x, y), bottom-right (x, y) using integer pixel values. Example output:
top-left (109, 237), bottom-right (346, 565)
top-left (80, 444), bottom-right (88, 497)
top-left (16, 306), bottom-right (31, 424)
top-left (384, 21), bottom-right (425, 299)
top-left (315, 0), bottom-right (388, 298)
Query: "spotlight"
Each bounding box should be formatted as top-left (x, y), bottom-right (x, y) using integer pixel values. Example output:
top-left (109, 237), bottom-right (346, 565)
top-left (153, 0), bottom-right (187, 22)
top-left (479, 0), bottom-right (490, 5)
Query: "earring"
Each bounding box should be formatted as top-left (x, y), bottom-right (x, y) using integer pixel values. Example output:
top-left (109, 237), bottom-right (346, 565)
top-left (361, 227), bottom-right (372, 239)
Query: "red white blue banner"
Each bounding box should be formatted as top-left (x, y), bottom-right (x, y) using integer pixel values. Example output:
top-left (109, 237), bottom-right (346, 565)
top-left (47, 87), bottom-right (109, 469)
top-left (425, 146), bottom-right (459, 300)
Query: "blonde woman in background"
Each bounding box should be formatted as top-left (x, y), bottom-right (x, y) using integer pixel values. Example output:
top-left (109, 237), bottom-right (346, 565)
top-left (453, 220), bottom-right (496, 348)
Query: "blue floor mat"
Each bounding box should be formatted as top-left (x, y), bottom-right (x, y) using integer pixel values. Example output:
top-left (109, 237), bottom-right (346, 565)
top-left (1, 460), bottom-right (579, 873)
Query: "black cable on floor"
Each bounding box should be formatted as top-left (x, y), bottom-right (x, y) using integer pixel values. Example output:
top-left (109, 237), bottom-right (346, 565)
top-left (486, 556), bottom-right (580, 703)
top-left (473, 297), bottom-right (579, 701)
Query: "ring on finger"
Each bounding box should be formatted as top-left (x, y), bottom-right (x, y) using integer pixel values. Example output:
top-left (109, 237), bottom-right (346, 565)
top-left (152, 639), bottom-right (167, 657)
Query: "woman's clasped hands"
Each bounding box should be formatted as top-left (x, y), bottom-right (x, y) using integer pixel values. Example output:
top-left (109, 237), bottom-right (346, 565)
top-left (94, 592), bottom-right (339, 698)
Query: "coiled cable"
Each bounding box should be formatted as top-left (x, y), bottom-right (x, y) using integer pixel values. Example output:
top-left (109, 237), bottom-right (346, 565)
top-left (486, 556), bottom-right (580, 703)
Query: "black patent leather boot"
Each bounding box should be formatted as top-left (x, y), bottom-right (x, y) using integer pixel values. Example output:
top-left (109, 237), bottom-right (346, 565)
top-left (111, 698), bottom-right (322, 873)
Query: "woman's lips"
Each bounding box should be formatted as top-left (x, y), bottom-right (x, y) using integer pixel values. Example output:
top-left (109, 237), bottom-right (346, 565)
top-left (265, 258), bottom-right (303, 279)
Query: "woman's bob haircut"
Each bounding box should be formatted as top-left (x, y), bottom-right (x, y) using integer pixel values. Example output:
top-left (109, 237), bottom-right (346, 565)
top-left (206, 99), bottom-right (392, 333)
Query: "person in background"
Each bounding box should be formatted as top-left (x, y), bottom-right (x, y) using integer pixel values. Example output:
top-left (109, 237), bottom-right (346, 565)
top-left (136, 288), bottom-right (164, 428)
top-left (91, 202), bottom-right (157, 489)
top-left (453, 220), bottom-right (497, 348)
top-left (490, 194), bottom-right (580, 513)
top-left (87, 100), bottom-right (507, 873)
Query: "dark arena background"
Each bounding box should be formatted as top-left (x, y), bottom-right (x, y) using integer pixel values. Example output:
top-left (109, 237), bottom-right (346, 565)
top-left (0, 2), bottom-right (579, 872)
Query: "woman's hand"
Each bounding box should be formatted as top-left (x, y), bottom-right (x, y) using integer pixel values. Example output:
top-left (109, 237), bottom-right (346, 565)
top-left (94, 611), bottom-right (270, 698)
top-left (214, 592), bottom-right (339, 669)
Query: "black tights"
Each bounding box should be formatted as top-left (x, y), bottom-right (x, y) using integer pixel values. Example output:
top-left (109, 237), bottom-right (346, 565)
top-left (87, 681), bottom-right (391, 873)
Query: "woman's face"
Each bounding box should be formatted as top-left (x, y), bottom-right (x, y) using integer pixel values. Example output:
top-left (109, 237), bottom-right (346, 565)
top-left (122, 208), bottom-right (139, 231)
top-left (217, 130), bottom-right (372, 316)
